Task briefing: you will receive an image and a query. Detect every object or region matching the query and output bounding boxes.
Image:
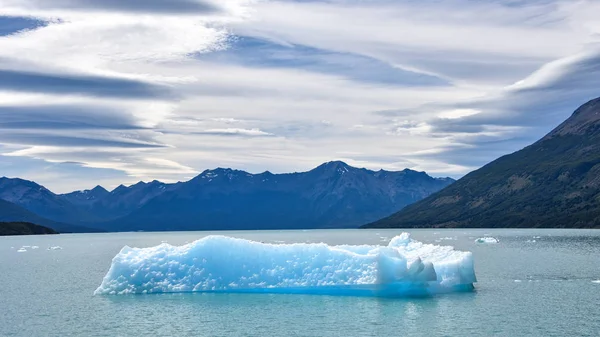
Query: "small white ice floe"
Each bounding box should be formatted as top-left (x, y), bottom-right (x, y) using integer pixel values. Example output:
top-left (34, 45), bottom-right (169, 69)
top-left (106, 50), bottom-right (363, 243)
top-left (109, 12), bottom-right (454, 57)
top-left (592, 280), bottom-right (600, 284)
top-left (440, 237), bottom-right (456, 241)
top-left (514, 280), bottom-right (522, 283)
top-left (533, 236), bottom-right (541, 239)
top-left (475, 237), bottom-right (499, 244)
top-left (526, 240), bottom-right (536, 243)
top-left (31, 246), bottom-right (39, 249)
top-left (17, 248), bottom-right (27, 253)
top-left (48, 246), bottom-right (63, 250)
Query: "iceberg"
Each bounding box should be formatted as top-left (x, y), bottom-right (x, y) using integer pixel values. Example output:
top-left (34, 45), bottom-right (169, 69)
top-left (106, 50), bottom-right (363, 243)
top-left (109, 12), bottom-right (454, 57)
top-left (94, 233), bottom-right (476, 297)
top-left (475, 237), bottom-right (499, 244)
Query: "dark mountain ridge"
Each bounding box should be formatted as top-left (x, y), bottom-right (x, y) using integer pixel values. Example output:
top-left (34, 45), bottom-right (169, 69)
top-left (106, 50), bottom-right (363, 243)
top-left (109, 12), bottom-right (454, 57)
top-left (0, 161), bottom-right (454, 232)
top-left (365, 97), bottom-right (600, 229)
top-left (102, 161), bottom-right (454, 231)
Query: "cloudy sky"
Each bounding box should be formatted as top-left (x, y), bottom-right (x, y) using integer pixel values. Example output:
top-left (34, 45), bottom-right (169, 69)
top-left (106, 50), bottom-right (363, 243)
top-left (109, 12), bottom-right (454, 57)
top-left (0, 0), bottom-right (599, 193)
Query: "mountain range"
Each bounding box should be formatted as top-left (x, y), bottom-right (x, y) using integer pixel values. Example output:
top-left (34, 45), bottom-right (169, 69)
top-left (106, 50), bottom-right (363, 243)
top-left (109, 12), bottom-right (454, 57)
top-left (365, 97), bottom-right (600, 229)
top-left (0, 161), bottom-right (453, 232)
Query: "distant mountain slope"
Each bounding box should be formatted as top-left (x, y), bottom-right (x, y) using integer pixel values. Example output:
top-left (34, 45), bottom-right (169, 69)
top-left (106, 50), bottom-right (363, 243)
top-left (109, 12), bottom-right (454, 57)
top-left (61, 185), bottom-right (110, 207)
top-left (0, 222), bottom-right (57, 236)
top-left (365, 97), bottom-right (600, 229)
top-left (61, 181), bottom-right (176, 221)
top-left (0, 199), bottom-right (97, 233)
top-left (103, 161), bottom-right (454, 231)
top-left (0, 177), bottom-right (99, 224)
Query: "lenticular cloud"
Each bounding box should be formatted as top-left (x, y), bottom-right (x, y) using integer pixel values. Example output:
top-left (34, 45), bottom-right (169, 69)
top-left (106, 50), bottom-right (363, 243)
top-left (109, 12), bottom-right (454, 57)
top-left (94, 234), bottom-right (476, 297)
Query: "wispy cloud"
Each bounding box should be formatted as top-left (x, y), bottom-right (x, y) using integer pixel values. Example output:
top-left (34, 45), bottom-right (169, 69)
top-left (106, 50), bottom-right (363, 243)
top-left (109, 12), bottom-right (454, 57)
top-left (0, 104), bottom-right (145, 130)
top-left (199, 128), bottom-right (274, 137)
top-left (0, 69), bottom-right (175, 99)
top-left (19, 0), bottom-right (222, 14)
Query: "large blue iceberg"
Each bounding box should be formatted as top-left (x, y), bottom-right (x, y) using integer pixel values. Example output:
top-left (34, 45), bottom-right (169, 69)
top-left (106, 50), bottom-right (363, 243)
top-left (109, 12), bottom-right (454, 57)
top-left (95, 233), bottom-right (476, 297)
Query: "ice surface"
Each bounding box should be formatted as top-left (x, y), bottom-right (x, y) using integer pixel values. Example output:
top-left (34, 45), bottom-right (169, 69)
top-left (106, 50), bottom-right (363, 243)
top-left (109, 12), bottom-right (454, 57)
top-left (592, 280), bottom-right (600, 284)
top-left (95, 233), bottom-right (476, 297)
top-left (17, 248), bottom-right (26, 253)
top-left (48, 246), bottom-right (62, 250)
top-left (475, 237), bottom-right (499, 244)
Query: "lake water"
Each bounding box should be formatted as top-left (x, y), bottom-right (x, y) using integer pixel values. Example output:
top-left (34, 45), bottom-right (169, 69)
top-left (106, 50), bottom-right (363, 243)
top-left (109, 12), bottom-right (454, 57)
top-left (1, 229), bottom-right (599, 336)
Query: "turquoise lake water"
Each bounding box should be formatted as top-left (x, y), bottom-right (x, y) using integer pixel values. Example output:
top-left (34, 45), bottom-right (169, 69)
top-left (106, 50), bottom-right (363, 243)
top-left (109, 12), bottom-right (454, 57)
top-left (1, 229), bottom-right (599, 336)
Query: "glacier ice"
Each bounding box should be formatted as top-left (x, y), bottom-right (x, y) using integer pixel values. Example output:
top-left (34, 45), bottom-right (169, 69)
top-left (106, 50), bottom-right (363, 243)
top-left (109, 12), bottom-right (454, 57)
top-left (475, 237), bottom-right (499, 244)
top-left (94, 233), bottom-right (476, 297)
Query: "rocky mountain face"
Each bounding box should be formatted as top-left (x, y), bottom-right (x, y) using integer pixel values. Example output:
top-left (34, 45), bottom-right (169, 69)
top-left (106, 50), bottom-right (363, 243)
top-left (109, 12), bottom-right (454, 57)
top-left (365, 97), bottom-right (600, 229)
top-left (0, 162), bottom-right (453, 232)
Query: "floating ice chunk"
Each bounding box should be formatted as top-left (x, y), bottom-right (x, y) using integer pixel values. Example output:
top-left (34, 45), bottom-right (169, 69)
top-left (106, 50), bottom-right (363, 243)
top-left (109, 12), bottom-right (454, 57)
top-left (95, 234), bottom-right (476, 297)
top-left (592, 280), bottom-right (600, 284)
top-left (17, 248), bottom-right (27, 253)
top-left (48, 246), bottom-right (62, 250)
top-left (533, 236), bottom-right (541, 239)
top-left (31, 246), bottom-right (39, 249)
top-left (526, 240), bottom-right (536, 243)
top-left (514, 280), bottom-right (522, 283)
top-left (475, 237), bottom-right (499, 244)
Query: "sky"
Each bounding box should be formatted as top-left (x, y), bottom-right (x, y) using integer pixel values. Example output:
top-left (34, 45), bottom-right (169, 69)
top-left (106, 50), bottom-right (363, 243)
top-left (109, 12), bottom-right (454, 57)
top-left (0, 0), bottom-right (599, 193)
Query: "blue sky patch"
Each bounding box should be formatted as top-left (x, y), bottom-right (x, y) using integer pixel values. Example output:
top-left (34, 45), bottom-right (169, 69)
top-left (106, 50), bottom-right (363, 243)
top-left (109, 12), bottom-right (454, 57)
top-left (0, 16), bottom-right (47, 36)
